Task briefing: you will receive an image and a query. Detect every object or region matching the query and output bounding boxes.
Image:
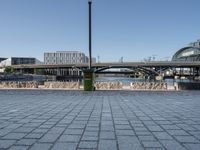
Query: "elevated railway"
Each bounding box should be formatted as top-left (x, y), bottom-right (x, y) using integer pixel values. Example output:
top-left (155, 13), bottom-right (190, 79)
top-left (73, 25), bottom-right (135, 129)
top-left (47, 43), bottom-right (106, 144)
top-left (1, 61), bottom-right (199, 79)
top-left (6, 61), bottom-right (200, 69)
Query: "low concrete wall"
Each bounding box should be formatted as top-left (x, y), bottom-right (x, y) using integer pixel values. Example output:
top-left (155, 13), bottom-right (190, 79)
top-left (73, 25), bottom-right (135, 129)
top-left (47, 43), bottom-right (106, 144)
top-left (0, 81), bottom-right (38, 88)
top-left (0, 81), bottom-right (172, 90)
top-left (130, 82), bottom-right (167, 90)
top-left (177, 82), bottom-right (200, 90)
top-left (94, 82), bottom-right (123, 90)
top-left (44, 81), bottom-right (80, 89)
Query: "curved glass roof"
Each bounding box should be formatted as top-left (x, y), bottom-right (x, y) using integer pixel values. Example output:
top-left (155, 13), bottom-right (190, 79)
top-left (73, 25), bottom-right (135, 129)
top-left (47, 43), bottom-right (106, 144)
top-left (172, 47), bottom-right (200, 61)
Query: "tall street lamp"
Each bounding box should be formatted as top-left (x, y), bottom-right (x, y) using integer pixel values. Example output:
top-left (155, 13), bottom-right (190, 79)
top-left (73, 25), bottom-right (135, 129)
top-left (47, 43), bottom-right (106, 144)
top-left (83, 0), bottom-right (95, 91)
top-left (88, 0), bottom-right (92, 69)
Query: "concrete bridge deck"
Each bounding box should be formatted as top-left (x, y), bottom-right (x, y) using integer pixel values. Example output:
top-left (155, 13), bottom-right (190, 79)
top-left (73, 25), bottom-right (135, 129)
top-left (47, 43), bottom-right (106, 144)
top-left (6, 61), bottom-right (200, 69)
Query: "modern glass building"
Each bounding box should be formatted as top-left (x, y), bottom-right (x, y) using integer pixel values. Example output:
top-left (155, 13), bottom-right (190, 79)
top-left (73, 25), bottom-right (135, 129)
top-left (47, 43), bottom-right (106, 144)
top-left (0, 57), bottom-right (39, 67)
top-left (172, 40), bottom-right (200, 61)
top-left (0, 58), bottom-right (7, 63)
top-left (11, 57), bottom-right (36, 65)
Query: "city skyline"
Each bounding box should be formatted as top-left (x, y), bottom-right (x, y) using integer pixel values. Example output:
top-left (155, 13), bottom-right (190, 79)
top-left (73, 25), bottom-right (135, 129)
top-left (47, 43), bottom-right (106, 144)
top-left (1, 0), bottom-right (200, 62)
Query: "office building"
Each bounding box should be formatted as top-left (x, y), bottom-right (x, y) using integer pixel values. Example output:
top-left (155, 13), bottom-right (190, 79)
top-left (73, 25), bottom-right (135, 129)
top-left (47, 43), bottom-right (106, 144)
top-left (0, 58), bottom-right (7, 63)
top-left (0, 57), bottom-right (41, 67)
top-left (44, 51), bottom-right (88, 65)
top-left (44, 51), bottom-right (90, 78)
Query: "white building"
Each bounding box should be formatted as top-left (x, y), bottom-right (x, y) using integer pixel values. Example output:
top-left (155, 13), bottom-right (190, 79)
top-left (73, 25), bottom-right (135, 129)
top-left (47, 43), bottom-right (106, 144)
top-left (44, 51), bottom-right (88, 64)
top-left (0, 58), bottom-right (12, 67)
top-left (44, 51), bottom-right (91, 79)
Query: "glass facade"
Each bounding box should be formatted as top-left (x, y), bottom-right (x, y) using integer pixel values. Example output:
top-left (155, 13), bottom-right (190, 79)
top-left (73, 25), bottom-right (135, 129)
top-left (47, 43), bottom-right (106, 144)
top-left (172, 47), bottom-right (200, 61)
top-left (0, 58), bottom-right (7, 63)
top-left (11, 57), bottom-right (36, 65)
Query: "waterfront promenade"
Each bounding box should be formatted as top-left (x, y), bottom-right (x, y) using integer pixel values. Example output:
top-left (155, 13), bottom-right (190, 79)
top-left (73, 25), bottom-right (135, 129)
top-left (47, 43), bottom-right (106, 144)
top-left (0, 90), bottom-right (200, 150)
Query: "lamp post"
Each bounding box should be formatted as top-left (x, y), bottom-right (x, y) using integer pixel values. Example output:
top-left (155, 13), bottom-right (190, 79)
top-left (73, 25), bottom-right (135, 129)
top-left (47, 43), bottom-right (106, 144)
top-left (83, 0), bottom-right (95, 91)
top-left (88, 0), bottom-right (92, 69)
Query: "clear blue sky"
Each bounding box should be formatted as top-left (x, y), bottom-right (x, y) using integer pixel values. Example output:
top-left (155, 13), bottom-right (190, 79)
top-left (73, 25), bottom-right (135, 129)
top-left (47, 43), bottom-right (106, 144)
top-left (0, 0), bottom-right (200, 62)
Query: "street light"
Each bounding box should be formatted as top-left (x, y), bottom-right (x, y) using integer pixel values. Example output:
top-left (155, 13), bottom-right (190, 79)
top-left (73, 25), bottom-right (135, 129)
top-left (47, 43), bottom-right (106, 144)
top-left (83, 0), bottom-right (94, 91)
top-left (88, 0), bottom-right (92, 69)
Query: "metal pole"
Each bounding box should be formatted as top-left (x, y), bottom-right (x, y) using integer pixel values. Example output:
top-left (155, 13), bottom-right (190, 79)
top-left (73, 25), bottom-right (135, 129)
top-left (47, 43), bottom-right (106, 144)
top-left (88, 0), bottom-right (92, 69)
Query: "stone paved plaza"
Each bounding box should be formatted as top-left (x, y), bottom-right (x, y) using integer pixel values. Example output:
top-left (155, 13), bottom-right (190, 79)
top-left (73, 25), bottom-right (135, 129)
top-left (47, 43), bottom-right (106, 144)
top-left (0, 90), bottom-right (200, 150)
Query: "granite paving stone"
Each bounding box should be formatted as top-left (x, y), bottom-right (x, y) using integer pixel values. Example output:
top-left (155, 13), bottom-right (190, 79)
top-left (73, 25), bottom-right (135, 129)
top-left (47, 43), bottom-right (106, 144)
top-left (2, 133), bottom-right (27, 140)
top-left (138, 135), bottom-right (157, 141)
top-left (47, 127), bottom-right (65, 134)
top-left (98, 140), bottom-right (117, 150)
top-left (134, 127), bottom-right (149, 132)
top-left (16, 138), bottom-right (37, 146)
top-left (85, 126), bottom-right (99, 132)
top-left (160, 140), bottom-right (187, 150)
top-left (174, 135), bottom-right (200, 143)
top-left (0, 129), bottom-right (12, 137)
top-left (68, 124), bottom-right (86, 129)
top-left (100, 131), bottom-right (115, 139)
top-left (118, 136), bottom-right (144, 150)
top-left (29, 143), bottom-right (52, 150)
top-left (177, 124), bottom-right (197, 131)
top-left (39, 133), bottom-right (60, 143)
top-left (81, 135), bottom-right (98, 141)
top-left (51, 142), bottom-right (77, 150)
top-left (58, 134), bottom-right (81, 142)
top-left (100, 125), bottom-right (114, 131)
top-left (135, 131), bottom-right (152, 136)
top-left (161, 124), bottom-right (181, 130)
top-left (142, 141), bottom-right (163, 148)
top-left (152, 132), bottom-right (174, 140)
top-left (38, 124), bottom-right (54, 129)
top-left (25, 133), bottom-right (44, 139)
top-left (64, 129), bottom-right (84, 135)
top-left (116, 129), bottom-right (135, 136)
top-left (13, 127), bottom-right (35, 133)
top-left (184, 143), bottom-right (200, 150)
top-left (8, 145), bottom-right (29, 150)
top-left (145, 148), bottom-right (166, 150)
top-left (32, 128), bottom-right (49, 134)
top-left (167, 129), bottom-right (190, 136)
top-left (0, 90), bottom-right (200, 150)
top-left (78, 141), bottom-right (97, 149)
top-left (147, 125), bottom-right (164, 132)
top-left (0, 140), bottom-right (16, 149)
top-left (115, 124), bottom-right (132, 130)
top-left (77, 149), bottom-right (96, 150)
top-left (83, 131), bottom-right (98, 137)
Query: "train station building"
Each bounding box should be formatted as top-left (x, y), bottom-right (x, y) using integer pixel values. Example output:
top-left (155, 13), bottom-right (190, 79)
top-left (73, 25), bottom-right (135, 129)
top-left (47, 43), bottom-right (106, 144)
top-left (172, 40), bottom-right (200, 61)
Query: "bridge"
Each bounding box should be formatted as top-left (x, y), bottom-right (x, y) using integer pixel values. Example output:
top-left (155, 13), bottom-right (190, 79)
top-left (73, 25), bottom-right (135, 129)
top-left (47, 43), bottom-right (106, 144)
top-left (8, 61), bottom-right (200, 69)
top-left (1, 61), bottom-right (200, 80)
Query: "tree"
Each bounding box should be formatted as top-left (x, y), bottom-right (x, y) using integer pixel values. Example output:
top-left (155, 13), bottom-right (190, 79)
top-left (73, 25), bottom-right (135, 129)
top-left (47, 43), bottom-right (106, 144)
top-left (4, 66), bottom-right (15, 74)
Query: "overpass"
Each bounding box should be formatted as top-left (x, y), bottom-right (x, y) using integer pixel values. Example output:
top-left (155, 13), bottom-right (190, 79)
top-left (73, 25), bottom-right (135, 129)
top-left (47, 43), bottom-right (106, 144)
top-left (1, 61), bottom-right (200, 79)
top-left (6, 61), bottom-right (200, 69)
